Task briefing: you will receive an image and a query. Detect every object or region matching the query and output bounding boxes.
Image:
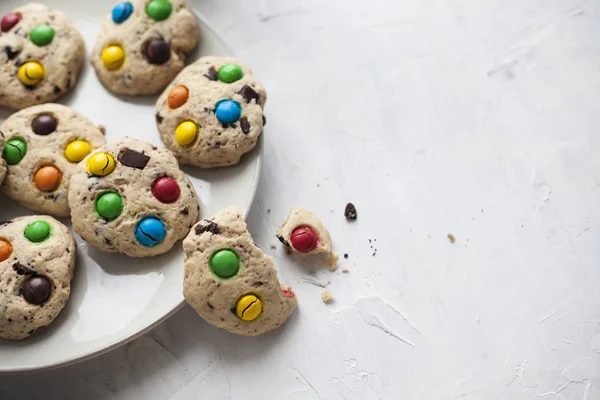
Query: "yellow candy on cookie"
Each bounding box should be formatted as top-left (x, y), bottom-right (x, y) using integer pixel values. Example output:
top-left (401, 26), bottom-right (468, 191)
top-left (65, 140), bottom-right (91, 163)
top-left (101, 45), bottom-right (125, 70)
top-left (18, 61), bottom-right (45, 85)
top-left (175, 121), bottom-right (198, 147)
top-left (86, 152), bottom-right (115, 176)
top-left (236, 294), bottom-right (262, 321)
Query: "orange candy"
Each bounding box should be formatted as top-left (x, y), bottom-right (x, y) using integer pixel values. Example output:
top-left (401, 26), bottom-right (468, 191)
top-left (167, 85), bottom-right (189, 109)
top-left (0, 240), bottom-right (12, 262)
top-left (34, 165), bottom-right (61, 192)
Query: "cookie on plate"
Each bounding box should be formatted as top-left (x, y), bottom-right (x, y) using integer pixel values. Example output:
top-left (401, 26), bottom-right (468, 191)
top-left (155, 56), bottom-right (267, 168)
top-left (68, 137), bottom-right (199, 257)
top-left (276, 208), bottom-right (333, 254)
top-left (0, 104), bottom-right (106, 217)
top-left (0, 216), bottom-right (76, 340)
top-left (0, 3), bottom-right (85, 110)
top-left (91, 0), bottom-right (199, 95)
top-left (183, 207), bottom-right (297, 336)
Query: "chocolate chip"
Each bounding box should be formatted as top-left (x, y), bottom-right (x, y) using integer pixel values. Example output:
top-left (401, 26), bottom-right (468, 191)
top-left (53, 85), bottom-right (61, 94)
top-left (240, 117), bottom-right (250, 134)
top-left (277, 235), bottom-right (289, 246)
top-left (23, 276), bottom-right (52, 305)
top-left (155, 113), bottom-right (163, 124)
top-left (118, 149), bottom-right (150, 169)
top-left (104, 237), bottom-right (112, 245)
top-left (344, 203), bottom-right (357, 220)
top-left (180, 207), bottom-right (189, 215)
top-left (207, 302), bottom-right (214, 309)
top-left (238, 85), bottom-right (259, 103)
top-left (195, 219), bottom-right (219, 235)
top-left (32, 114), bottom-right (57, 135)
top-left (12, 262), bottom-right (34, 276)
top-left (4, 46), bottom-right (20, 60)
top-left (262, 115), bottom-right (266, 126)
top-left (145, 39), bottom-right (171, 65)
top-left (205, 66), bottom-right (218, 81)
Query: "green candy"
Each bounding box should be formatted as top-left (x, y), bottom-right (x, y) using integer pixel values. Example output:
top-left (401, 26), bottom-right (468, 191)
top-left (30, 24), bottom-right (55, 46)
top-left (145, 0), bottom-right (172, 21)
top-left (3, 138), bottom-right (27, 165)
top-left (217, 64), bottom-right (244, 83)
top-left (96, 192), bottom-right (123, 221)
top-left (25, 221), bottom-right (50, 243)
top-left (209, 249), bottom-right (239, 278)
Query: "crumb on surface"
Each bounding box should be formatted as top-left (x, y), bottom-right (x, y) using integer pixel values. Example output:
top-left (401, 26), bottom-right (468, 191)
top-left (321, 291), bottom-right (334, 303)
top-left (270, 244), bottom-right (276, 249)
top-left (447, 233), bottom-right (456, 243)
top-left (342, 268), bottom-right (349, 273)
top-left (344, 253), bottom-right (348, 259)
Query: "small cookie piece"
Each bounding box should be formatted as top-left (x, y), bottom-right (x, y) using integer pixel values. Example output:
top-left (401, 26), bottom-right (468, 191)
top-left (68, 137), bottom-right (199, 257)
top-left (0, 216), bottom-right (76, 340)
top-left (276, 208), bottom-right (333, 254)
top-left (0, 104), bottom-right (106, 217)
top-left (155, 56), bottom-right (267, 168)
top-left (91, 0), bottom-right (199, 95)
top-left (183, 207), bottom-right (297, 336)
top-left (0, 3), bottom-right (85, 110)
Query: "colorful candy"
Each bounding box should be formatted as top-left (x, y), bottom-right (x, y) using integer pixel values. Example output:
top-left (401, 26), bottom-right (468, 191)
top-left (290, 226), bottom-right (318, 253)
top-left (215, 100), bottom-right (242, 124)
top-left (30, 24), bottom-right (55, 46)
top-left (218, 64), bottom-right (244, 83)
top-left (175, 121), bottom-right (198, 147)
top-left (152, 177), bottom-right (180, 203)
top-left (0, 240), bottom-right (12, 262)
top-left (96, 192), bottom-right (123, 221)
top-left (101, 45), bottom-right (125, 70)
top-left (236, 294), bottom-right (262, 321)
top-left (167, 85), bottom-right (189, 109)
top-left (31, 114), bottom-right (57, 135)
top-left (146, 39), bottom-right (170, 65)
top-left (64, 140), bottom-right (91, 163)
top-left (3, 138), bottom-right (27, 165)
top-left (135, 217), bottom-right (166, 247)
top-left (1, 13), bottom-right (21, 32)
top-left (18, 61), bottom-right (45, 85)
top-left (86, 152), bottom-right (116, 176)
top-left (34, 166), bottom-right (61, 192)
top-left (112, 2), bottom-right (133, 24)
top-left (23, 276), bottom-right (52, 305)
top-left (145, 0), bottom-right (173, 21)
top-left (24, 220), bottom-right (50, 243)
top-left (209, 249), bottom-right (239, 278)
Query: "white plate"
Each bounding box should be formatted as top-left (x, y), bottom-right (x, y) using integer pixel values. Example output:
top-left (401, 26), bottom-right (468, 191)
top-left (0, 0), bottom-right (261, 373)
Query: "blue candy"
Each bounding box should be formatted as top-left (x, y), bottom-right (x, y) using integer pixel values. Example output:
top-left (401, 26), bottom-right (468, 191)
top-left (135, 217), bottom-right (166, 247)
top-left (215, 100), bottom-right (242, 124)
top-left (112, 2), bottom-right (133, 24)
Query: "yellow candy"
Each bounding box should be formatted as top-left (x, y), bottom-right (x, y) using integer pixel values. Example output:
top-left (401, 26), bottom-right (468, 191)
top-left (101, 45), bottom-right (125, 70)
top-left (86, 152), bottom-right (115, 176)
top-left (175, 121), bottom-right (198, 147)
top-left (64, 140), bottom-right (91, 163)
top-left (236, 294), bottom-right (262, 321)
top-left (18, 61), bottom-right (45, 85)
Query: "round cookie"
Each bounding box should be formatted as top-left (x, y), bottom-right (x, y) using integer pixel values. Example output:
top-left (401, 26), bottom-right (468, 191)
top-left (0, 104), bottom-right (106, 217)
top-left (68, 137), bottom-right (199, 257)
top-left (91, 0), bottom-right (199, 95)
top-left (155, 56), bottom-right (267, 168)
top-left (0, 3), bottom-right (85, 110)
top-left (276, 208), bottom-right (333, 254)
top-left (183, 207), bottom-right (297, 336)
top-left (0, 215), bottom-right (76, 340)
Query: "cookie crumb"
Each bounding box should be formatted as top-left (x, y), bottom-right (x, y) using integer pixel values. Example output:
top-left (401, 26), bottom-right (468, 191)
top-left (447, 233), bottom-right (455, 243)
top-left (344, 203), bottom-right (357, 220)
top-left (342, 268), bottom-right (349, 273)
top-left (270, 244), bottom-right (276, 249)
top-left (321, 291), bottom-right (334, 303)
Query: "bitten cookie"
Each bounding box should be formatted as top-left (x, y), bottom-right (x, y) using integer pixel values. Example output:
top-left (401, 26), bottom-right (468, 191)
top-left (276, 208), bottom-right (333, 254)
top-left (0, 216), bottom-right (76, 340)
top-left (0, 3), bottom-right (85, 110)
top-left (68, 137), bottom-right (199, 257)
top-left (155, 56), bottom-right (267, 168)
top-left (0, 104), bottom-right (106, 217)
top-left (183, 207), bottom-right (297, 336)
top-left (91, 0), bottom-right (198, 95)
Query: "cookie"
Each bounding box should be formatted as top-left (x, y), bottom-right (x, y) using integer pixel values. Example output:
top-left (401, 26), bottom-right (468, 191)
top-left (91, 0), bottom-right (199, 95)
top-left (0, 3), bottom-right (85, 110)
top-left (0, 216), bottom-right (76, 340)
top-left (0, 104), bottom-right (106, 217)
top-left (155, 56), bottom-right (267, 168)
top-left (68, 137), bottom-right (199, 257)
top-left (183, 207), bottom-right (297, 336)
top-left (276, 208), bottom-right (333, 254)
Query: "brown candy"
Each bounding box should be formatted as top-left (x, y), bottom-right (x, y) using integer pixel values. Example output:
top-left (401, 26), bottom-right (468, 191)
top-left (23, 276), bottom-right (52, 305)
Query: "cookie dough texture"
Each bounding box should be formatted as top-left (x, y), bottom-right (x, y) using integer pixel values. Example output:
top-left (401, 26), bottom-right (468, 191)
top-left (68, 137), bottom-right (199, 257)
top-left (0, 104), bottom-right (106, 217)
top-left (91, 0), bottom-right (198, 95)
top-left (0, 134), bottom-right (6, 186)
top-left (276, 208), bottom-right (333, 254)
top-left (0, 216), bottom-right (76, 340)
top-left (183, 207), bottom-right (297, 336)
top-left (156, 56), bottom-right (267, 168)
top-left (0, 3), bottom-right (85, 110)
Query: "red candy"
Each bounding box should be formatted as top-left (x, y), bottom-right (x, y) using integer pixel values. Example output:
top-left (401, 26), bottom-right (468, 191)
top-left (290, 226), bottom-right (318, 253)
top-left (152, 177), bottom-right (180, 203)
top-left (1, 13), bottom-right (21, 32)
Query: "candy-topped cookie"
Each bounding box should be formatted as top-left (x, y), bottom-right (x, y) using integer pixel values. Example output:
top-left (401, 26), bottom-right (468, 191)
top-left (68, 137), bottom-right (199, 257)
top-left (0, 3), bottom-right (85, 110)
top-left (91, 0), bottom-right (199, 95)
top-left (183, 207), bottom-right (297, 336)
top-left (0, 216), bottom-right (76, 340)
top-left (155, 56), bottom-right (267, 168)
top-left (276, 208), bottom-right (333, 254)
top-left (0, 104), bottom-right (106, 217)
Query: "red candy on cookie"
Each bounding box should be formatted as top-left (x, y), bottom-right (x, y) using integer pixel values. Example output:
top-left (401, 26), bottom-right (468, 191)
top-left (152, 177), bottom-right (180, 203)
top-left (1, 13), bottom-right (21, 32)
top-left (290, 226), bottom-right (318, 253)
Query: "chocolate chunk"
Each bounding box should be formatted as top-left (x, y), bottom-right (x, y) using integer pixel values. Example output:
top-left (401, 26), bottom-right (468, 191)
top-left (238, 85), bottom-right (259, 103)
top-left (12, 262), bottom-right (34, 275)
top-left (32, 114), bottom-right (57, 135)
top-left (155, 113), bottom-right (163, 124)
top-left (118, 149), bottom-right (150, 169)
top-left (262, 115), bottom-right (266, 126)
top-left (104, 237), bottom-right (112, 245)
top-left (207, 302), bottom-right (214, 309)
top-left (23, 276), bottom-right (52, 305)
top-left (277, 235), bottom-right (289, 246)
top-left (5, 46), bottom-right (20, 60)
top-left (180, 207), bottom-right (189, 215)
top-left (240, 117), bottom-right (250, 134)
top-left (145, 39), bottom-right (170, 65)
top-left (205, 66), bottom-right (218, 81)
top-left (195, 219), bottom-right (219, 235)
top-left (53, 85), bottom-right (61, 94)
top-left (344, 203), bottom-right (357, 220)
